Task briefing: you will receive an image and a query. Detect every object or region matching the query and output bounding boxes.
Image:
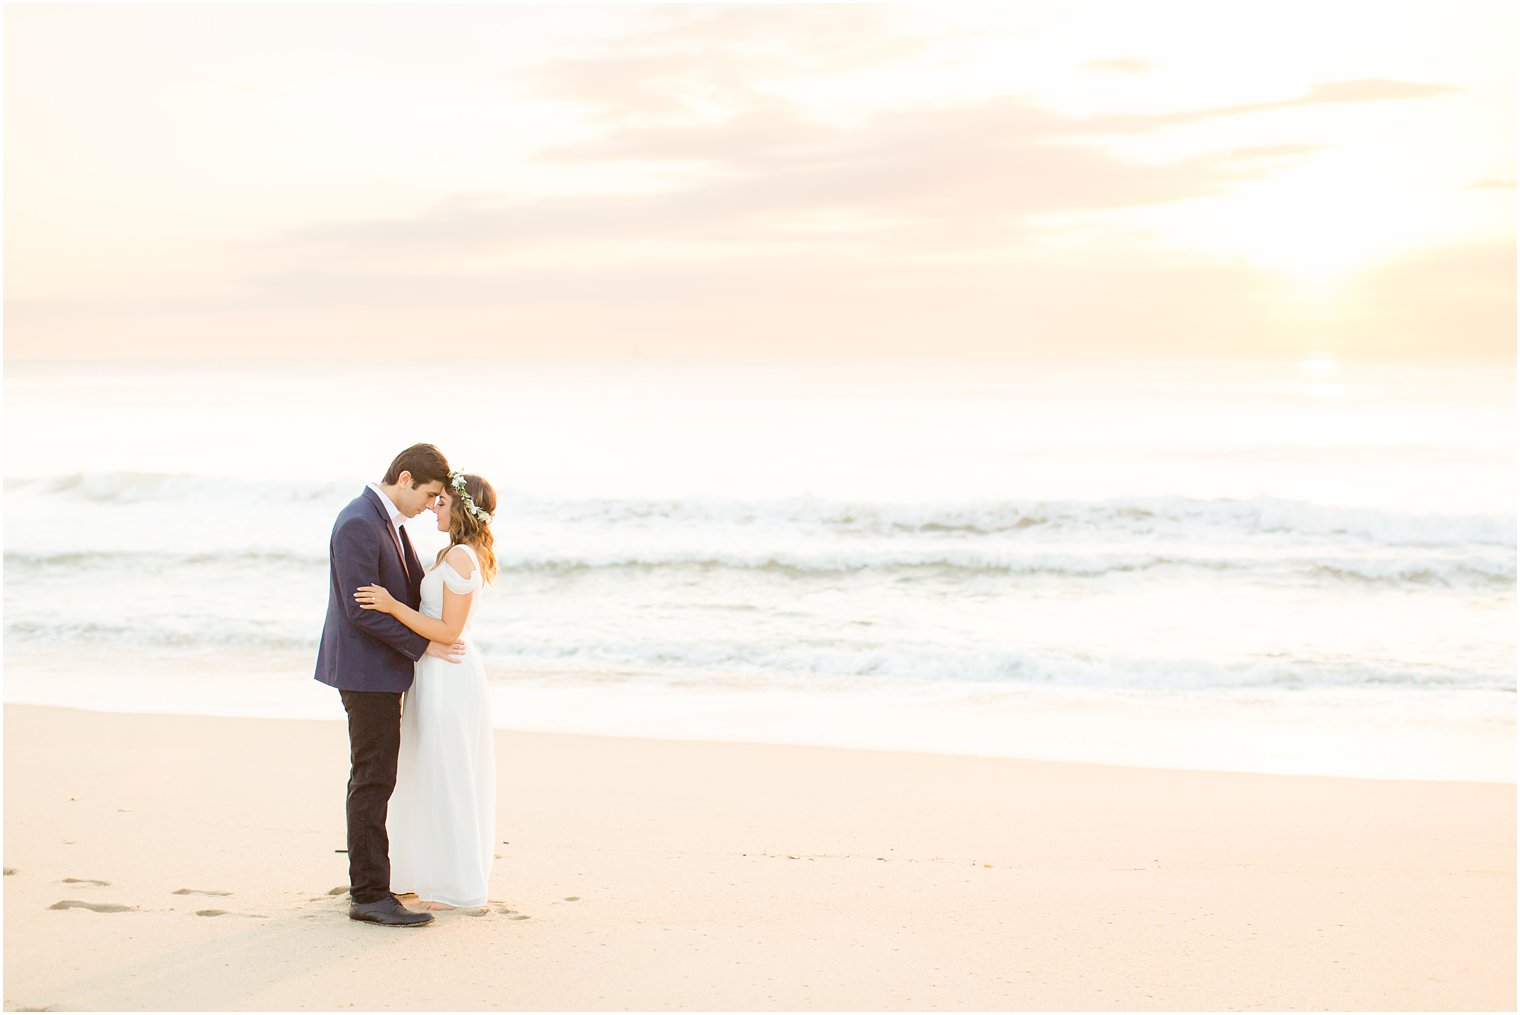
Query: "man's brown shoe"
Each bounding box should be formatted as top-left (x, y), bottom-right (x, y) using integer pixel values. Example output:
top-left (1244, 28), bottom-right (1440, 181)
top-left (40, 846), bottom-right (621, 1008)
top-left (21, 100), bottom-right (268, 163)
top-left (349, 897), bottom-right (434, 927)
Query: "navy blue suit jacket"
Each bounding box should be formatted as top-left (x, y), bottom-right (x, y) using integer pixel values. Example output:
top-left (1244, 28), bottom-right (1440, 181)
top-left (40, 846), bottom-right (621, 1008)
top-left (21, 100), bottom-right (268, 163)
top-left (314, 487), bottom-right (429, 693)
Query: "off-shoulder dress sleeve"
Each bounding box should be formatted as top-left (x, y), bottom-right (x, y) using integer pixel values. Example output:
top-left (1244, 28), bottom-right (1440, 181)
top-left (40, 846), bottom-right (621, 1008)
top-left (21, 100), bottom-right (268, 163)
top-left (440, 545), bottom-right (483, 595)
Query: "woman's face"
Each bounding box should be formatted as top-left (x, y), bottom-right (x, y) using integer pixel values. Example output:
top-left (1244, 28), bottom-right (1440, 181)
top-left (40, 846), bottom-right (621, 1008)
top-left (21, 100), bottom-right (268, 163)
top-left (431, 490), bottom-right (454, 532)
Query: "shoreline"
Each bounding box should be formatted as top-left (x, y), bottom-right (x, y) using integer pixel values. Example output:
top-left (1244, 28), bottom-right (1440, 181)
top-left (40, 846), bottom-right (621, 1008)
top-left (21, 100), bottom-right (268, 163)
top-left (5, 703), bottom-right (1514, 1010)
top-left (5, 700), bottom-right (1514, 787)
top-left (4, 654), bottom-right (1514, 783)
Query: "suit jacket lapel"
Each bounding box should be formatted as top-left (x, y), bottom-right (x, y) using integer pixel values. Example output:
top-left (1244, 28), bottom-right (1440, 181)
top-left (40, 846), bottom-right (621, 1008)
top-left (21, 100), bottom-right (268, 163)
top-left (362, 487), bottom-right (410, 576)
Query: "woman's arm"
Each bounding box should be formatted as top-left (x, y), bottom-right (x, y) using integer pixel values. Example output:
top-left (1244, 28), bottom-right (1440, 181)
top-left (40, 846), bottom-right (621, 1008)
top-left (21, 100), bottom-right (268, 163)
top-left (355, 546), bottom-right (477, 643)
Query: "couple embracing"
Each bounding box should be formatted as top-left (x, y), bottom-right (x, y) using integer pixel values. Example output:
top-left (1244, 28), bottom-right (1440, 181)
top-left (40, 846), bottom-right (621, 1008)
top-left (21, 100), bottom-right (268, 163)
top-left (314, 443), bottom-right (501, 927)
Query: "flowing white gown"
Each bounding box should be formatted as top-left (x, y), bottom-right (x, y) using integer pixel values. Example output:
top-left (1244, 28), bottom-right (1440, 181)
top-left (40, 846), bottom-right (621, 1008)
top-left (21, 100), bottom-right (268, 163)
top-left (387, 542), bottom-right (496, 908)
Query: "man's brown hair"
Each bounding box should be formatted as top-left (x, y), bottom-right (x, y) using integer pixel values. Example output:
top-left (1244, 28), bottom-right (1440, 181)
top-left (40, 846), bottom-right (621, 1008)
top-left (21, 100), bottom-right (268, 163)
top-left (382, 444), bottom-right (450, 487)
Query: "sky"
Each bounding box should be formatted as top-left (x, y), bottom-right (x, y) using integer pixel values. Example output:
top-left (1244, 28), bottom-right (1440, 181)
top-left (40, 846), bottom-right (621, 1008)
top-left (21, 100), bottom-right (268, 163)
top-left (4, 2), bottom-right (1515, 361)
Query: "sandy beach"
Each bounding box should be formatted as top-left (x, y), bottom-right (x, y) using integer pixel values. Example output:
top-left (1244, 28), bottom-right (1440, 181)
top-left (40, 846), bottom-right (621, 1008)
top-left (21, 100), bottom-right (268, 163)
top-left (3, 704), bottom-right (1513, 1011)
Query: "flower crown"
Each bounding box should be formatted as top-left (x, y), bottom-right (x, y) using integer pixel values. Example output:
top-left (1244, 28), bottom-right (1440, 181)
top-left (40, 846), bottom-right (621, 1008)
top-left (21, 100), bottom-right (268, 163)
top-left (448, 470), bottom-right (492, 525)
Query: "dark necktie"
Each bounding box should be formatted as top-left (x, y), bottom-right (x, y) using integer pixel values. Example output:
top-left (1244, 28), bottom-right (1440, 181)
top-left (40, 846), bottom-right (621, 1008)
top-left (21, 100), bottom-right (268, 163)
top-left (397, 524), bottom-right (415, 579)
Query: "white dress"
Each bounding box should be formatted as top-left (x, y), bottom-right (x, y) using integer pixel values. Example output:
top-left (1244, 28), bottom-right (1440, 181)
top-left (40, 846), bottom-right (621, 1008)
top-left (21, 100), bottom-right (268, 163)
top-left (388, 543), bottom-right (496, 908)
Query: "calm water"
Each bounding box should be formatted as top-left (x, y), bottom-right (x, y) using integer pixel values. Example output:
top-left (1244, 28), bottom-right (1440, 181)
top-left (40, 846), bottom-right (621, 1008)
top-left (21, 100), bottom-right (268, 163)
top-left (5, 357), bottom-right (1514, 779)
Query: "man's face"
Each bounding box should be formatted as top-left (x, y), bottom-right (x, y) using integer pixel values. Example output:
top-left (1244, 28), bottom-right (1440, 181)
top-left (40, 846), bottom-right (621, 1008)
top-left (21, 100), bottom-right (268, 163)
top-left (396, 475), bottom-right (446, 518)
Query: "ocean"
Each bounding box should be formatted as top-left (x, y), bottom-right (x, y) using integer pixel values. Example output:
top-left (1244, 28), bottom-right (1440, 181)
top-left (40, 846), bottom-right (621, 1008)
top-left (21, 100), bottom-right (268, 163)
top-left (4, 356), bottom-right (1513, 780)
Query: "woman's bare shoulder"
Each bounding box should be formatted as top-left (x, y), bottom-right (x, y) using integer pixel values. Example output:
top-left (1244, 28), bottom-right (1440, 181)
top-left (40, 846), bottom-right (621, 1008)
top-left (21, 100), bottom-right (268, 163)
top-left (444, 544), bottom-right (477, 578)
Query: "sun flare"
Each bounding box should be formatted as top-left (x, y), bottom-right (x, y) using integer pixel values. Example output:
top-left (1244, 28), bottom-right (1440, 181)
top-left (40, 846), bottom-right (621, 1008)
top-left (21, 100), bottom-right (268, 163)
top-left (1158, 152), bottom-right (1447, 290)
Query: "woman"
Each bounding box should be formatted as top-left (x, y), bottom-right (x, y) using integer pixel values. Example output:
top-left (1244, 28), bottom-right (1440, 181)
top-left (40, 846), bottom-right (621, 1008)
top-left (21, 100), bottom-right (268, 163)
top-left (354, 471), bottom-right (499, 910)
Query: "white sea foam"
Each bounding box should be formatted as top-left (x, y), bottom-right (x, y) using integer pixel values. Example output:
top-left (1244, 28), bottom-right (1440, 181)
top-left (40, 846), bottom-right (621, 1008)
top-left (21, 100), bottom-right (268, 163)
top-left (5, 358), bottom-right (1514, 779)
top-left (13, 472), bottom-right (1514, 547)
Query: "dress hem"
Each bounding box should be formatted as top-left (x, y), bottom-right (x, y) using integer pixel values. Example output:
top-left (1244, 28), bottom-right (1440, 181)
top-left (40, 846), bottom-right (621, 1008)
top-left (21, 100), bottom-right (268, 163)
top-left (396, 892), bottom-right (488, 909)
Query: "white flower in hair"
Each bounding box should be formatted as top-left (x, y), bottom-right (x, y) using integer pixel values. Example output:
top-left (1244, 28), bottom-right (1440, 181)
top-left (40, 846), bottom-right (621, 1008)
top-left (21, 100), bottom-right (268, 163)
top-left (448, 470), bottom-right (492, 525)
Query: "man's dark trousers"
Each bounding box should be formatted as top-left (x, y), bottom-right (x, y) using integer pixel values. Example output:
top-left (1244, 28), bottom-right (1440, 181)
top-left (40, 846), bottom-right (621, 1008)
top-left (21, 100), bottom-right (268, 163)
top-left (341, 689), bottom-right (404, 904)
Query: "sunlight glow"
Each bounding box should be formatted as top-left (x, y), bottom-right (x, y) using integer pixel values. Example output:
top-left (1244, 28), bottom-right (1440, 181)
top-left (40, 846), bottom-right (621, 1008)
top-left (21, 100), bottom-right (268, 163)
top-left (1298, 354), bottom-right (1345, 399)
top-left (5, 3), bottom-right (1513, 360)
top-left (1165, 153), bottom-right (1443, 288)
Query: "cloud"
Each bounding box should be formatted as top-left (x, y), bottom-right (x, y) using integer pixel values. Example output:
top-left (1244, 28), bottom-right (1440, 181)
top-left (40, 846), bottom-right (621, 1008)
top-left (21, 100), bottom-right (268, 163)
top-left (277, 93), bottom-right (1331, 259)
top-left (520, 5), bottom-right (941, 124)
top-left (1341, 241), bottom-right (1516, 358)
top-left (525, 3), bottom-right (1462, 140)
top-left (1301, 79), bottom-right (1463, 104)
top-left (249, 14), bottom-right (1498, 355)
top-left (1069, 78), bottom-right (1464, 136)
top-left (427, 11), bottom-right (1471, 257)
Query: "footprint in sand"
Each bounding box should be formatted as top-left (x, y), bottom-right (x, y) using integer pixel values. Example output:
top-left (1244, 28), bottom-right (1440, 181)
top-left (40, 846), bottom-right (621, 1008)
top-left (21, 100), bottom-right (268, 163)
top-left (563, 896), bottom-right (580, 902)
top-left (4, 868), bottom-right (17, 876)
top-left (195, 909), bottom-right (268, 918)
top-left (49, 900), bottom-right (134, 913)
top-left (327, 886), bottom-right (349, 896)
top-left (61, 878), bottom-right (110, 886)
top-left (173, 888), bottom-right (232, 897)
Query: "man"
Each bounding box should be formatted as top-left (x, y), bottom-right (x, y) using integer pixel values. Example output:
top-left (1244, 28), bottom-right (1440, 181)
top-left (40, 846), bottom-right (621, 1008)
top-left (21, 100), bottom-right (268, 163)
top-left (315, 443), bottom-right (461, 927)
